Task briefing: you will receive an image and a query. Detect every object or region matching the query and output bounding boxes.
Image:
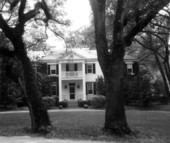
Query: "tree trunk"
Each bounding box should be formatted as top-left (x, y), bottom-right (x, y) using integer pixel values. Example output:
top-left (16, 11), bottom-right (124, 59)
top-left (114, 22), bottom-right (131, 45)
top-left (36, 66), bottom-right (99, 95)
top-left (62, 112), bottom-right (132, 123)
top-left (103, 56), bottom-right (130, 134)
top-left (155, 53), bottom-right (169, 102)
top-left (14, 39), bottom-right (52, 132)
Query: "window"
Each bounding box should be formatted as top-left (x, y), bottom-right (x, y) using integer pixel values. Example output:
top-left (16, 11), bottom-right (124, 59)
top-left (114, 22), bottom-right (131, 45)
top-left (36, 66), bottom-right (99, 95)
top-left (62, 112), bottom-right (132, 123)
top-left (48, 64), bottom-right (58, 75)
top-left (86, 82), bottom-right (96, 95)
top-left (87, 82), bottom-right (93, 94)
top-left (66, 64), bottom-right (77, 71)
top-left (51, 83), bottom-right (57, 95)
top-left (86, 63), bottom-right (96, 74)
top-left (51, 65), bottom-right (56, 74)
top-left (87, 64), bottom-right (93, 73)
top-left (127, 64), bottom-right (133, 75)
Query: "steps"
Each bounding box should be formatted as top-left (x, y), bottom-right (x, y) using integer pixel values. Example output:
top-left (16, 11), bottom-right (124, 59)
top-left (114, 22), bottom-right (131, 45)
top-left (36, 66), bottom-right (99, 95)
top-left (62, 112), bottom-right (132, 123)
top-left (68, 101), bottom-right (78, 108)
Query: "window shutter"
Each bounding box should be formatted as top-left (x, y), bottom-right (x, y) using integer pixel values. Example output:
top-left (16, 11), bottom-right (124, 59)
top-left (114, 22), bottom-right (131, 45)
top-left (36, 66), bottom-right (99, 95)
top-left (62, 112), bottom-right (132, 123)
top-left (86, 82), bottom-right (88, 95)
top-left (47, 65), bottom-right (50, 75)
top-left (85, 64), bottom-right (87, 74)
top-left (66, 64), bottom-right (69, 71)
top-left (56, 64), bottom-right (59, 75)
top-left (74, 63), bottom-right (77, 71)
top-left (133, 62), bottom-right (139, 75)
top-left (93, 82), bottom-right (96, 95)
top-left (93, 63), bottom-right (96, 74)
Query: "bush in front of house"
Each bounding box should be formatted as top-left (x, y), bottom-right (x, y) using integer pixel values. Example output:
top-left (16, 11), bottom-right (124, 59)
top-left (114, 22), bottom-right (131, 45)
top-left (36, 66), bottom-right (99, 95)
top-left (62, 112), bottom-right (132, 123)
top-left (58, 100), bottom-right (68, 109)
top-left (37, 73), bottom-right (52, 97)
top-left (91, 95), bottom-right (106, 108)
top-left (42, 96), bottom-right (55, 109)
top-left (123, 70), bottom-right (153, 107)
top-left (77, 100), bottom-right (89, 107)
top-left (96, 76), bottom-right (106, 96)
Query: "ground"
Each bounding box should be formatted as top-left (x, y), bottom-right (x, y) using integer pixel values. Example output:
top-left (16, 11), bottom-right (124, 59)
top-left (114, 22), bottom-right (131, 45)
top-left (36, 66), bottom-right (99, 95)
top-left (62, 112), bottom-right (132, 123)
top-left (0, 107), bottom-right (170, 143)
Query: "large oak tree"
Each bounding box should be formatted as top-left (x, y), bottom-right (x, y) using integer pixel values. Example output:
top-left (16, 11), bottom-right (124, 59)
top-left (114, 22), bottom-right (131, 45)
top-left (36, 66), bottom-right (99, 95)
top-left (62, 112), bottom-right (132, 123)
top-left (0, 0), bottom-right (66, 132)
top-left (89, 0), bottom-right (170, 134)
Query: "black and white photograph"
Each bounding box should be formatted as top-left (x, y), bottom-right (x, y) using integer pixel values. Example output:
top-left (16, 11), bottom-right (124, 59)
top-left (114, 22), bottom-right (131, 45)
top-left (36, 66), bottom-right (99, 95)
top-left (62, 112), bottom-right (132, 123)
top-left (0, 0), bottom-right (170, 143)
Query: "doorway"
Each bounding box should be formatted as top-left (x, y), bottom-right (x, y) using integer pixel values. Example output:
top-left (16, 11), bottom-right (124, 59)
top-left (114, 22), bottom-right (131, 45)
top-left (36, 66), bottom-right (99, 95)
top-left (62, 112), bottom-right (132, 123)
top-left (69, 83), bottom-right (75, 100)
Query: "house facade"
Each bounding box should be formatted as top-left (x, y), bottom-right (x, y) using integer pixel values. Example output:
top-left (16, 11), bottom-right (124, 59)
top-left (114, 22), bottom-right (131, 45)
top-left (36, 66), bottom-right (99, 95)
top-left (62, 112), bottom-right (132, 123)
top-left (40, 48), bottom-right (138, 102)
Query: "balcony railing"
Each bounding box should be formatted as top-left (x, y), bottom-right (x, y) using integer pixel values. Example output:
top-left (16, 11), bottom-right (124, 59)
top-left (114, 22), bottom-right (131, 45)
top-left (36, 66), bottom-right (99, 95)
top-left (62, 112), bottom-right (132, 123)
top-left (62, 71), bottom-right (83, 79)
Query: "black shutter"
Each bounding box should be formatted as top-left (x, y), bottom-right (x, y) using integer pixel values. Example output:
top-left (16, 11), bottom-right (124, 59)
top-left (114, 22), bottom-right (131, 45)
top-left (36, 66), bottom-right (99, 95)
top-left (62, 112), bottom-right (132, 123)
top-left (93, 82), bottom-right (96, 95)
top-left (93, 63), bottom-right (96, 74)
top-left (47, 65), bottom-right (50, 75)
top-left (74, 63), bottom-right (77, 71)
top-left (56, 64), bottom-right (59, 75)
top-left (133, 62), bottom-right (139, 75)
top-left (85, 64), bottom-right (87, 74)
top-left (66, 64), bottom-right (69, 71)
top-left (86, 82), bottom-right (88, 95)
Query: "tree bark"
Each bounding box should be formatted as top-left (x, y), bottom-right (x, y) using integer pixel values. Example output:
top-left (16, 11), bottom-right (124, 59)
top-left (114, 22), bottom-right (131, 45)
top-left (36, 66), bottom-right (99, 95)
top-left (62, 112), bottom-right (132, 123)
top-left (104, 56), bottom-right (130, 134)
top-left (13, 38), bottom-right (52, 132)
top-left (89, 0), bottom-right (130, 134)
top-left (90, 0), bottom-right (170, 135)
top-left (155, 53), bottom-right (169, 102)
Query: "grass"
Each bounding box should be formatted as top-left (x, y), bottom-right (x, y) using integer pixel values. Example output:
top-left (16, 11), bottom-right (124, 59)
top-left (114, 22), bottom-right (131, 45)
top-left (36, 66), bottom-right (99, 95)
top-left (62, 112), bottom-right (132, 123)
top-left (0, 109), bottom-right (170, 142)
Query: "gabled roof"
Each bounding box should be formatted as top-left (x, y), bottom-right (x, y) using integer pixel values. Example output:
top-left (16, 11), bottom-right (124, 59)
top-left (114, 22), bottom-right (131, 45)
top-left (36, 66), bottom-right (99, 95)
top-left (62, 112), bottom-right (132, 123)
top-left (41, 48), bottom-right (138, 62)
top-left (60, 50), bottom-right (86, 60)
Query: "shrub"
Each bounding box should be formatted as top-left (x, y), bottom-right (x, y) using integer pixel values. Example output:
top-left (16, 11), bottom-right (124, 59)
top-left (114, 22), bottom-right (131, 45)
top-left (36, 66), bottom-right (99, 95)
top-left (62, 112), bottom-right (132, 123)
top-left (96, 76), bottom-right (106, 96)
top-left (16, 97), bottom-right (28, 107)
top-left (58, 100), bottom-right (68, 108)
top-left (37, 73), bottom-right (52, 97)
top-left (77, 100), bottom-right (89, 107)
top-left (91, 96), bottom-right (106, 108)
top-left (123, 70), bottom-right (153, 107)
top-left (42, 96), bottom-right (55, 109)
top-left (52, 95), bottom-right (59, 106)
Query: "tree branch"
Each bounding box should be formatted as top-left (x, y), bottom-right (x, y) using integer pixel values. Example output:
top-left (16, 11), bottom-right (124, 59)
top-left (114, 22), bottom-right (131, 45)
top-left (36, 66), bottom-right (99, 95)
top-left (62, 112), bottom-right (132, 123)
top-left (0, 14), bottom-right (14, 40)
top-left (124, 0), bottom-right (170, 46)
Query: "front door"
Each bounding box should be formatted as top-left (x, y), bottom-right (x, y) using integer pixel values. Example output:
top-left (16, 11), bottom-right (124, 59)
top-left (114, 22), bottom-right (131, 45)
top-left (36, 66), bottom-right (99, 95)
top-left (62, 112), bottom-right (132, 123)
top-left (69, 83), bottom-right (75, 100)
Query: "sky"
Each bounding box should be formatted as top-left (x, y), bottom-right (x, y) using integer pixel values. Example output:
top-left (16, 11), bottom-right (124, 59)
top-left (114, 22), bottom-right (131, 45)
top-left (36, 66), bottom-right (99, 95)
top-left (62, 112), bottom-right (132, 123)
top-left (46, 0), bottom-right (92, 48)
top-left (64, 0), bottom-right (91, 31)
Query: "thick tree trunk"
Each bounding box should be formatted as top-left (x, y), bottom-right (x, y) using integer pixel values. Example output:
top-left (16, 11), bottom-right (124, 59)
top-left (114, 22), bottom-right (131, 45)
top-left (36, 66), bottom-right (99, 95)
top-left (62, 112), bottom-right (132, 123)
top-left (103, 57), bottom-right (130, 134)
top-left (14, 39), bottom-right (52, 132)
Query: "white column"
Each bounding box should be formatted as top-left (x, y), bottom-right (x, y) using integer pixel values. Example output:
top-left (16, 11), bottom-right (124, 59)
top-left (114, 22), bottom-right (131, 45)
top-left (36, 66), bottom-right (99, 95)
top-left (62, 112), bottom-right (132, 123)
top-left (82, 61), bottom-right (86, 100)
top-left (59, 62), bottom-right (62, 101)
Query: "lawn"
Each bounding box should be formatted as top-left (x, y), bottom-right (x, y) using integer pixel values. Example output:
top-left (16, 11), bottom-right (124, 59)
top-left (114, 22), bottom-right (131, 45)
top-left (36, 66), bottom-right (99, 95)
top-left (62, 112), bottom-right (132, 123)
top-left (0, 109), bottom-right (170, 143)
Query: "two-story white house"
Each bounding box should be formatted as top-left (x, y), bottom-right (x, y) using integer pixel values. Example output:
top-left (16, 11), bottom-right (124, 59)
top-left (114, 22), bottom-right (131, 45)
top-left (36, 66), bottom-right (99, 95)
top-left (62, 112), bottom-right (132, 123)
top-left (40, 48), bottom-right (138, 102)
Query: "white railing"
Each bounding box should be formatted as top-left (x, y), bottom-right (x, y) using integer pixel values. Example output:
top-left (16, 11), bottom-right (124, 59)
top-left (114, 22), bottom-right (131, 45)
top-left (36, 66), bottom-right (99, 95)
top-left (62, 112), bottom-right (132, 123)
top-left (62, 71), bottom-right (83, 79)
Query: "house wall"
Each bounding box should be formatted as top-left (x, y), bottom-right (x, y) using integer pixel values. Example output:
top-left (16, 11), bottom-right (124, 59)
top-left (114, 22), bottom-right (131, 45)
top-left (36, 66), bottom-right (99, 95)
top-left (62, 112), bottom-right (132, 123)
top-left (62, 63), bottom-right (82, 71)
top-left (85, 61), bottom-right (103, 82)
top-left (62, 80), bottom-right (83, 101)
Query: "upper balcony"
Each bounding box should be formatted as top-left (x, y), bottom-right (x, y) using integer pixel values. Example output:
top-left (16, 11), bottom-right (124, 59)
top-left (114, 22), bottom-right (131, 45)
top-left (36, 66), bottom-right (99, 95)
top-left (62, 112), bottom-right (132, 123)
top-left (61, 63), bottom-right (83, 79)
top-left (62, 71), bottom-right (83, 79)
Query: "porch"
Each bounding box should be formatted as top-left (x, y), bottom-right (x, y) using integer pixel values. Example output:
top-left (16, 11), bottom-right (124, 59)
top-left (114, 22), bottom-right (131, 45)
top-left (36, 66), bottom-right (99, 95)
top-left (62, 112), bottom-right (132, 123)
top-left (59, 80), bottom-right (86, 101)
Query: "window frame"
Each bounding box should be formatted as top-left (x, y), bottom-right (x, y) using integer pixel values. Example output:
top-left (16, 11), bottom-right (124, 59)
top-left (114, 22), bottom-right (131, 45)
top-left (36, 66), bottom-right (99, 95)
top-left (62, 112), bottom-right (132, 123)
top-left (51, 82), bottom-right (57, 96)
top-left (87, 63), bottom-right (93, 74)
top-left (87, 82), bottom-right (93, 95)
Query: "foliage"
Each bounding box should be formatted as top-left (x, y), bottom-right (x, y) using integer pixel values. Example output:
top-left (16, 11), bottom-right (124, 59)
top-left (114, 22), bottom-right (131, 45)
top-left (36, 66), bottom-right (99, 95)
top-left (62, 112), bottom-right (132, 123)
top-left (42, 96), bottom-right (55, 109)
top-left (0, 55), bottom-right (23, 109)
top-left (65, 26), bottom-right (95, 49)
top-left (37, 72), bottom-right (52, 97)
top-left (124, 70), bottom-right (153, 107)
top-left (96, 76), bottom-right (106, 96)
top-left (77, 100), bottom-right (89, 107)
top-left (58, 100), bottom-right (68, 108)
top-left (91, 96), bottom-right (106, 108)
